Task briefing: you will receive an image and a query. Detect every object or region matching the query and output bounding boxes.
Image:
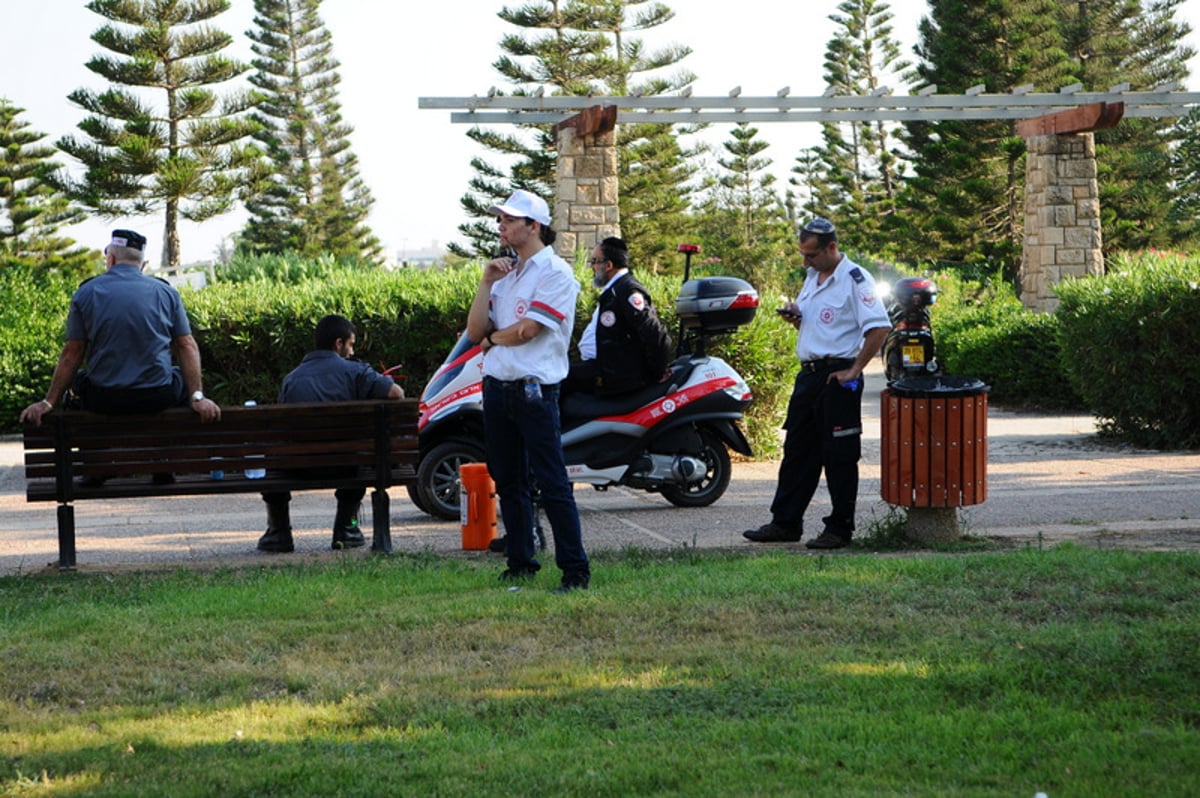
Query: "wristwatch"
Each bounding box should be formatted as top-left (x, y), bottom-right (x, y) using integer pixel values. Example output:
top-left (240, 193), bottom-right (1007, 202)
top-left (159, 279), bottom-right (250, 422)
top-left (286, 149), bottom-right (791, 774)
top-left (190, 390), bottom-right (205, 404)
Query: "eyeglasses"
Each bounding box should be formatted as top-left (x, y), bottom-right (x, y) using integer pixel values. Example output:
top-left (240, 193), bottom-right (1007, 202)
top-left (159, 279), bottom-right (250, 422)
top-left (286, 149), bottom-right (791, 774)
top-left (588, 258), bottom-right (608, 265)
top-left (800, 244), bottom-right (829, 260)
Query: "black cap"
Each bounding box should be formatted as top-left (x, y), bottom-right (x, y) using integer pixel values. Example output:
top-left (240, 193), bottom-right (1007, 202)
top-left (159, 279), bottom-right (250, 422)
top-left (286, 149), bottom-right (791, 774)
top-left (110, 229), bottom-right (147, 252)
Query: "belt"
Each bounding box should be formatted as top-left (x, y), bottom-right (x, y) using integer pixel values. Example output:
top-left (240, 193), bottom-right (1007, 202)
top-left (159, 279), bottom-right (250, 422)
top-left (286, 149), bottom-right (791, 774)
top-left (483, 376), bottom-right (557, 389)
top-left (800, 357), bottom-right (854, 373)
top-left (483, 376), bottom-right (525, 388)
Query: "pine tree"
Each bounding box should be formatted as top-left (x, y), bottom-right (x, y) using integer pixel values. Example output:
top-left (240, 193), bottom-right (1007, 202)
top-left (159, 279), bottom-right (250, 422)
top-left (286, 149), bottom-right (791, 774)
top-left (1059, 0), bottom-right (1195, 252)
top-left (1168, 107), bottom-right (1200, 243)
top-left (0, 99), bottom-right (93, 274)
top-left (596, 0), bottom-right (697, 273)
top-left (242, 0), bottom-right (380, 261)
top-left (696, 123), bottom-right (794, 286)
top-left (451, 0), bottom-right (613, 257)
top-left (789, 146), bottom-right (836, 223)
top-left (56, 0), bottom-right (259, 268)
top-left (900, 0), bottom-right (1070, 281)
top-left (454, 0), bottom-right (695, 265)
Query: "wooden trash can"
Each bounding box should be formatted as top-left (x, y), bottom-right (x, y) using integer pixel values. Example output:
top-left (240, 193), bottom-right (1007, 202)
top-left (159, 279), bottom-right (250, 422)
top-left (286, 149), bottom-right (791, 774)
top-left (881, 376), bottom-right (989, 508)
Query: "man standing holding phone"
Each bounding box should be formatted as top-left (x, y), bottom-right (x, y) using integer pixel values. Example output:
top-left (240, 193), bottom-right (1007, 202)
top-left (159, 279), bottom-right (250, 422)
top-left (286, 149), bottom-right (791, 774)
top-left (744, 218), bottom-right (890, 549)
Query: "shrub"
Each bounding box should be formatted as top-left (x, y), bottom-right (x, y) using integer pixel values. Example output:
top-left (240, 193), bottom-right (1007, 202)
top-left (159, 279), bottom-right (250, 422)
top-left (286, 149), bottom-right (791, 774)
top-left (1055, 251), bottom-right (1200, 448)
top-left (929, 270), bottom-right (1085, 411)
top-left (183, 266), bottom-right (481, 404)
top-left (0, 266), bottom-right (75, 428)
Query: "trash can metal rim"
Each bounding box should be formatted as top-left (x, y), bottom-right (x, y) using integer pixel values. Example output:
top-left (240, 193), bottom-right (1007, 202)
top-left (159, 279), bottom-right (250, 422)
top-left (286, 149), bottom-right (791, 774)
top-left (887, 374), bottom-right (990, 399)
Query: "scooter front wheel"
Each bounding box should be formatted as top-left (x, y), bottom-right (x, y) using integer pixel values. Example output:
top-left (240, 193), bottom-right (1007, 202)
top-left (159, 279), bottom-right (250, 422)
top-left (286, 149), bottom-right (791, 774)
top-left (417, 439), bottom-right (486, 520)
top-left (660, 427), bottom-right (732, 508)
top-left (406, 483), bottom-right (430, 514)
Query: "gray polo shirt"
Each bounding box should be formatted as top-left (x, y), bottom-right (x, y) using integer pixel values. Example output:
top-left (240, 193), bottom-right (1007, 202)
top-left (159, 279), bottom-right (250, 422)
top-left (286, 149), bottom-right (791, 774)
top-left (65, 263), bottom-right (192, 390)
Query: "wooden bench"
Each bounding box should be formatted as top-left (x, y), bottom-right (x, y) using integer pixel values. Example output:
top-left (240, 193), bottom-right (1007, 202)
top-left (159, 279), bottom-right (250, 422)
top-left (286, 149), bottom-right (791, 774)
top-left (22, 400), bottom-right (419, 569)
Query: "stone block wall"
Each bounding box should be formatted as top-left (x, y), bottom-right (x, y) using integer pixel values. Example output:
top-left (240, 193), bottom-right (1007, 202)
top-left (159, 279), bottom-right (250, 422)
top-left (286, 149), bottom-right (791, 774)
top-left (1020, 132), bottom-right (1104, 312)
top-left (553, 124), bottom-right (621, 259)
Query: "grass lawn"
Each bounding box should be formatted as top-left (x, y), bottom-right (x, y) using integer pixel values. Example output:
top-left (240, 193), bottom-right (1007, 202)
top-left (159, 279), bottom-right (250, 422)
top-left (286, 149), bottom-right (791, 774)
top-left (2, 545), bottom-right (1198, 797)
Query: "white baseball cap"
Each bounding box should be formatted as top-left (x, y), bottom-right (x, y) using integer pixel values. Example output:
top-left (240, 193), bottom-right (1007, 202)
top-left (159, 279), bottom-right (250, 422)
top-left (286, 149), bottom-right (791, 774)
top-left (488, 189), bottom-right (551, 225)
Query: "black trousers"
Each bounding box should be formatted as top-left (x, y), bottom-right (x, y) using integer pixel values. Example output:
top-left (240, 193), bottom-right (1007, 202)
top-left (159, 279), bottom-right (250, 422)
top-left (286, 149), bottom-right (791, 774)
top-left (769, 366), bottom-right (864, 536)
top-left (71, 369), bottom-right (186, 415)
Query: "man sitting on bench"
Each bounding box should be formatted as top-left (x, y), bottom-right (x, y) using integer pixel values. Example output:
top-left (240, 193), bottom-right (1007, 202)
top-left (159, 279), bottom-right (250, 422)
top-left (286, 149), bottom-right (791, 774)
top-left (19, 229), bottom-right (221, 487)
top-left (258, 314), bottom-right (405, 553)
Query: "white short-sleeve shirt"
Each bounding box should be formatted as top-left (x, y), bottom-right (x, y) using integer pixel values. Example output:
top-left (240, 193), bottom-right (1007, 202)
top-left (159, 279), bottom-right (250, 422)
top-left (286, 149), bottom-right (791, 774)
top-left (794, 254), bottom-right (890, 362)
top-left (484, 245), bottom-right (580, 384)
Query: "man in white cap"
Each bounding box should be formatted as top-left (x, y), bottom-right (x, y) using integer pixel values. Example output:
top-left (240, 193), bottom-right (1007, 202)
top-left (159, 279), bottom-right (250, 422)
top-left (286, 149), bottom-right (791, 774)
top-left (466, 189), bottom-right (591, 593)
top-left (19, 228), bottom-right (221, 428)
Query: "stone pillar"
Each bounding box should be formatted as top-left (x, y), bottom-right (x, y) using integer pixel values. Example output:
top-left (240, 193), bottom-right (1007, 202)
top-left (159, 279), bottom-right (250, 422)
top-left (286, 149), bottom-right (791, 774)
top-left (1019, 132), bottom-right (1104, 312)
top-left (553, 105), bottom-right (621, 259)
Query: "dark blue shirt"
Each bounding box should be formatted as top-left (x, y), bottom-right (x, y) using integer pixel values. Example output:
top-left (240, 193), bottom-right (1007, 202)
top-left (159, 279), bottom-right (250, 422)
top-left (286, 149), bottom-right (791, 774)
top-left (278, 350), bottom-right (395, 403)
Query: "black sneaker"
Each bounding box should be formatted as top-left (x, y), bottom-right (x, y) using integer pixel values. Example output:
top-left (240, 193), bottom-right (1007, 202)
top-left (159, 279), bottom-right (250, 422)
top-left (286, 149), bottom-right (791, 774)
top-left (805, 530), bottom-right (852, 550)
top-left (332, 527), bottom-right (366, 550)
top-left (498, 567), bottom-right (538, 583)
top-left (743, 522), bottom-right (802, 543)
top-left (553, 574), bottom-right (590, 594)
top-left (488, 535), bottom-right (506, 553)
top-left (257, 529), bottom-right (295, 553)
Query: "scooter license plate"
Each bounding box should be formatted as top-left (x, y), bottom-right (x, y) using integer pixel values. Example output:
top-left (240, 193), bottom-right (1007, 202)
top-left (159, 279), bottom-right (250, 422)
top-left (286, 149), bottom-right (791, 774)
top-left (902, 344), bottom-right (925, 365)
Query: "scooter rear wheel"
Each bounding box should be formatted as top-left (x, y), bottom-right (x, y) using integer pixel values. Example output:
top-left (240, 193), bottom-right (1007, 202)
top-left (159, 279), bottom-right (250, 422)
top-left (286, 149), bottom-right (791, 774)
top-left (661, 427), bottom-right (732, 508)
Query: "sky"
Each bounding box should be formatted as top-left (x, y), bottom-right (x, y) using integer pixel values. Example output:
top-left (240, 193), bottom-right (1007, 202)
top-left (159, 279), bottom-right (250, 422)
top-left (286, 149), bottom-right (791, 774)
top-left (2, 0), bottom-right (1199, 265)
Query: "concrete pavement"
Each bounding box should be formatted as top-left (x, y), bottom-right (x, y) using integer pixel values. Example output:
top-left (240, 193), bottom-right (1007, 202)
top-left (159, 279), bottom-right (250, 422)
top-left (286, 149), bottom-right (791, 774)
top-left (3, 360), bottom-right (1200, 575)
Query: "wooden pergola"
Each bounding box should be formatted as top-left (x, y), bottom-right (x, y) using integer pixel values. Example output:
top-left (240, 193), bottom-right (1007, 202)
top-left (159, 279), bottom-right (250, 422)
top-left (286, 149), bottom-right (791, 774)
top-left (421, 84), bottom-right (1199, 310)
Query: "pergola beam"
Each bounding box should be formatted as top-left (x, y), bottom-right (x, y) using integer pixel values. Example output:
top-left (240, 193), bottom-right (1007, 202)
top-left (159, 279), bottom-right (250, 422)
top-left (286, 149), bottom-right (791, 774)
top-left (420, 88), bottom-right (1199, 124)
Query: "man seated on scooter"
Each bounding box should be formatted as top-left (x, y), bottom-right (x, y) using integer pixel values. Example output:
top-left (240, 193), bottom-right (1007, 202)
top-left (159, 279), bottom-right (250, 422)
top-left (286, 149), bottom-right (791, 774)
top-left (563, 237), bottom-right (673, 398)
top-left (256, 314), bottom-right (404, 554)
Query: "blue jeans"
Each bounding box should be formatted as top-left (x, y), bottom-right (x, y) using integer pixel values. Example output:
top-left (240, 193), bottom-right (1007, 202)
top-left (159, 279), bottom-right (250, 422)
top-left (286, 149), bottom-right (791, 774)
top-left (482, 377), bottom-right (589, 579)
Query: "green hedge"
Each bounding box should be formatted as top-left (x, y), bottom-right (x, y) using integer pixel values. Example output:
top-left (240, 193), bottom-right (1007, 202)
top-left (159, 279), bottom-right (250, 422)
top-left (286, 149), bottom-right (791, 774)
top-left (0, 267), bottom-right (76, 427)
top-left (183, 266), bottom-right (482, 404)
top-left (1055, 251), bottom-right (1200, 449)
top-left (931, 275), bottom-right (1085, 411)
top-left (16, 253), bottom-right (1195, 451)
top-left (0, 263), bottom-right (796, 451)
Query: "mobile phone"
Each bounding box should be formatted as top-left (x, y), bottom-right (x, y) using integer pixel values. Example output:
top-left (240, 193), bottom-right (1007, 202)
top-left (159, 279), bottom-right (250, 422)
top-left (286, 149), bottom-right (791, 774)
top-left (776, 307), bottom-right (800, 320)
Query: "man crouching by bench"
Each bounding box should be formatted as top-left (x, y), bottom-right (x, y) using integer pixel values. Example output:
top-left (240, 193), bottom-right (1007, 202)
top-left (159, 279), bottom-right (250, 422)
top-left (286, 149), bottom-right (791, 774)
top-left (257, 314), bottom-right (405, 553)
top-left (19, 228), bottom-right (222, 441)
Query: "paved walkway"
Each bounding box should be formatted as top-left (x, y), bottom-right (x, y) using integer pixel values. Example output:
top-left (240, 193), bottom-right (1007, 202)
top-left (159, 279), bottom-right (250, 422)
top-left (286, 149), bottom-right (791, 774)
top-left (4, 361), bottom-right (1199, 575)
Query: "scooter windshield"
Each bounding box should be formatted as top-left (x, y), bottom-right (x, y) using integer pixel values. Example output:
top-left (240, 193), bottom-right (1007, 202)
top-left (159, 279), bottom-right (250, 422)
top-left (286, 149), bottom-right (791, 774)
top-left (422, 333), bottom-right (481, 401)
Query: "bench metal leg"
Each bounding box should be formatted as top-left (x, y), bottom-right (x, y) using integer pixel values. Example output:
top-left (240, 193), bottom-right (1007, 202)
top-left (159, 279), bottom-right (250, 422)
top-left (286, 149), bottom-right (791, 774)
top-left (371, 489), bottom-right (392, 554)
top-left (56, 503), bottom-right (77, 570)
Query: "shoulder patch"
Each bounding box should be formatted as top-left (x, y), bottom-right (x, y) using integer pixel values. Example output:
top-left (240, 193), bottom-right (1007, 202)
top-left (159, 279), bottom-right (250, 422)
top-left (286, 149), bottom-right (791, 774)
top-left (628, 291), bottom-right (647, 311)
top-left (849, 267), bottom-right (865, 284)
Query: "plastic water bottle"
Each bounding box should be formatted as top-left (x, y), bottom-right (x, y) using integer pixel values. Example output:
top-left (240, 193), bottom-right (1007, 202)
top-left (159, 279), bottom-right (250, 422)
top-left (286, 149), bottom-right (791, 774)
top-left (243, 401), bottom-right (267, 479)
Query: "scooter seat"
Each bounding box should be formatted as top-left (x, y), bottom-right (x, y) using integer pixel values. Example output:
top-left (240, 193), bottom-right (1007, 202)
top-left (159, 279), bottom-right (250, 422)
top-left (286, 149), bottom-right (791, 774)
top-left (561, 362), bottom-right (696, 421)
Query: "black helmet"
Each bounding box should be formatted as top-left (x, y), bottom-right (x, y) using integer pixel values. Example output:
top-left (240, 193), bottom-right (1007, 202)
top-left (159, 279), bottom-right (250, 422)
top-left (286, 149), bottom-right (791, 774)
top-left (891, 276), bottom-right (937, 309)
